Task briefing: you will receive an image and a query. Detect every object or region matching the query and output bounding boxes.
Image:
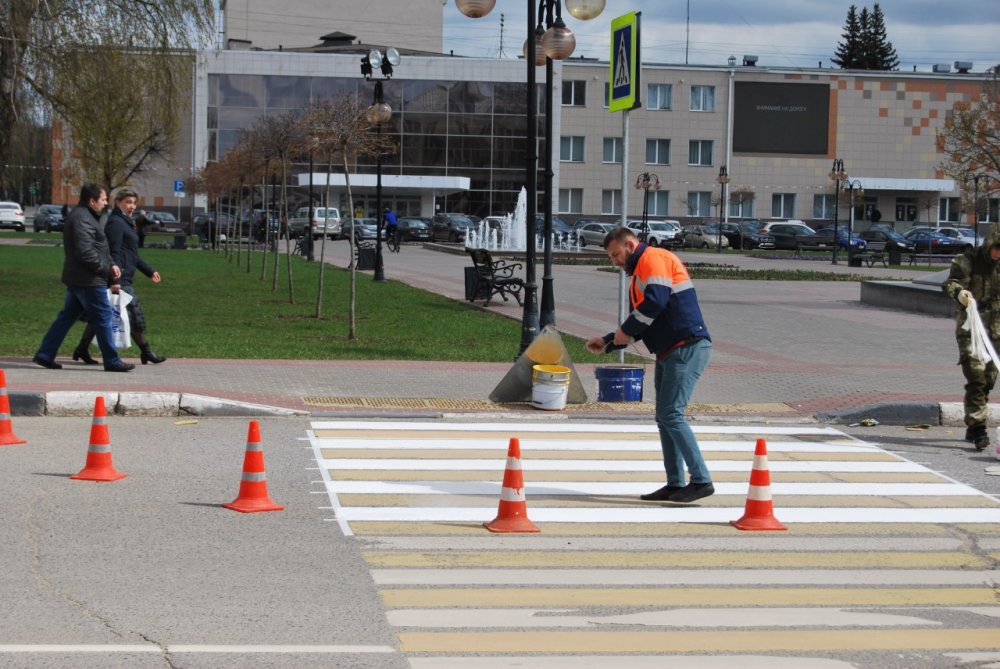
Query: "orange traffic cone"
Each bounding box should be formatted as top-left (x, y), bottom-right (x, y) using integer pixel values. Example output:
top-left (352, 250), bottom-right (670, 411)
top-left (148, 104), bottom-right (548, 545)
top-left (730, 437), bottom-right (786, 531)
top-left (223, 420), bottom-right (284, 513)
top-left (70, 396), bottom-right (126, 482)
top-left (0, 370), bottom-right (26, 446)
top-left (484, 437), bottom-right (540, 533)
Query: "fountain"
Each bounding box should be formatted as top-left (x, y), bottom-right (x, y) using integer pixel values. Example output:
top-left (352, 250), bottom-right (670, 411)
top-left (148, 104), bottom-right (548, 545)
top-left (465, 187), bottom-right (579, 253)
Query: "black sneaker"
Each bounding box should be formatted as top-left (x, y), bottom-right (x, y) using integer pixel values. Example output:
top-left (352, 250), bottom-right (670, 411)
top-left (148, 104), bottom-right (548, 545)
top-left (964, 425), bottom-right (984, 442)
top-left (669, 482), bottom-right (715, 503)
top-left (640, 484), bottom-right (683, 501)
top-left (973, 432), bottom-right (990, 452)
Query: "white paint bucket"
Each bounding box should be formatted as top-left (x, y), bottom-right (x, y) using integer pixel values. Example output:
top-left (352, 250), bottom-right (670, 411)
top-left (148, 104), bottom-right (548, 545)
top-left (531, 364), bottom-right (570, 411)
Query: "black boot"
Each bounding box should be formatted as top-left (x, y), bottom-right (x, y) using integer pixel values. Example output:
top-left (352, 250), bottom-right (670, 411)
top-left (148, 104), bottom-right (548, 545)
top-left (139, 345), bottom-right (167, 365)
top-left (72, 328), bottom-right (98, 365)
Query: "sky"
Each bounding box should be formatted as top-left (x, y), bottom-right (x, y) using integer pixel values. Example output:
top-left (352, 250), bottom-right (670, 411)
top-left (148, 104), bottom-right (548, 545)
top-left (442, 1), bottom-right (999, 73)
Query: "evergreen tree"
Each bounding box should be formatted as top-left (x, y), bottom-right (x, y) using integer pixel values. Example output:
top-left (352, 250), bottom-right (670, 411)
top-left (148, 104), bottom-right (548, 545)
top-left (831, 5), bottom-right (863, 69)
top-left (832, 3), bottom-right (899, 71)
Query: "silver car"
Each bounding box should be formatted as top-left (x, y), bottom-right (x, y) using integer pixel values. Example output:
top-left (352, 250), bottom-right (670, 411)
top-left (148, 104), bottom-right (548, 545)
top-left (576, 221), bottom-right (615, 247)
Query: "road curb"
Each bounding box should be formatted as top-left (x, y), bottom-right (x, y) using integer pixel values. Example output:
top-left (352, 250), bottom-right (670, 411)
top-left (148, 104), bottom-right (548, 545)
top-left (9, 391), bottom-right (307, 418)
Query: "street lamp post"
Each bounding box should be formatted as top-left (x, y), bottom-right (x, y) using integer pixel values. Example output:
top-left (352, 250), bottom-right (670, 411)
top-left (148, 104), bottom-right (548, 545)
top-left (456, 0), bottom-right (606, 353)
top-left (634, 172), bottom-right (660, 242)
top-left (968, 172), bottom-right (985, 247)
top-left (829, 158), bottom-right (847, 265)
top-left (844, 178), bottom-right (863, 263)
top-left (715, 165), bottom-right (729, 253)
top-left (361, 47), bottom-right (401, 283)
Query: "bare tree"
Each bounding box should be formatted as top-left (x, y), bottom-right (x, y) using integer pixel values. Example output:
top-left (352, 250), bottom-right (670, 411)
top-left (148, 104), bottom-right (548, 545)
top-left (1, 1), bottom-right (213, 184)
top-left (301, 96), bottom-right (394, 335)
top-left (938, 65), bottom-right (999, 197)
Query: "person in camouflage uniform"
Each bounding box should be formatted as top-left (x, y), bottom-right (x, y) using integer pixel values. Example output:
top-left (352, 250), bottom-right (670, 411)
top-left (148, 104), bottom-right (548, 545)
top-left (941, 224), bottom-right (1000, 451)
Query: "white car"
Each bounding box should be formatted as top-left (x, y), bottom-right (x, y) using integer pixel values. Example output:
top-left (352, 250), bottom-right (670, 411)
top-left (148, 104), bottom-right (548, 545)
top-left (0, 201), bottom-right (26, 232)
top-left (627, 219), bottom-right (682, 247)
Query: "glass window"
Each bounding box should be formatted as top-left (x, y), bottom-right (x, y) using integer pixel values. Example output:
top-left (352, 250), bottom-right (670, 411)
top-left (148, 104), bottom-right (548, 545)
top-left (493, 82), bottom-right (529, 114)
top-left (448, 80), bottom-right (494, 114)
top-left (448, 136), bottom-right (492, 168)
top-left (602, 189), bottom-right (622, 215)
top-left (562, 80), bottom-right (586, 106)
top-left (688, 140), bottom-right (713, 166)
top-left (894, 197), bottom-right (917, 222)
top-left (813, 194), bottom-right (837, 219)
top-left (649, 191), bottom-right (670, 216)
top-left (648, 84), bottom-right (672, 110)
top-left (646, 139), bottom-right (670, 165)
top-left (218, 74), bottom-right (266, 107)
top-left (939, 197), bottom-right (961, 223)
top-left (603, 137), bottom-right (623, 163)
top-left (603, 82), bottom-right (609, 108)
top-left (402, 80), bottom-right (451, 112)
top-left (690, 85), bottom-right (715, 112)
top-left (560, 136), bottom-right (584, 162)
top-left (559, 188), bottom-right (583, 214)
top-left (687, 192), bottom-right (712, 217)
top-left (772, 193), bottom-right (796, 219)
top-left (729, 190), bottom-right (755, 218)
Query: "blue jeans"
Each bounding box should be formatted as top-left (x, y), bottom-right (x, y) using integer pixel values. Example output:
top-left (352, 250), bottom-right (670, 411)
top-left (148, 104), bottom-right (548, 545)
top-left (653, 338), bottom-right (712, 486)
top-left (35, 285), bottom-right (122, 367)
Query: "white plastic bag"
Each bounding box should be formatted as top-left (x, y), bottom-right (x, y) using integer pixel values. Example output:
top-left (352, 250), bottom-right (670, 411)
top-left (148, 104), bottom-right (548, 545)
top-left (961, 297), bottom-right (1000, 368)
top-left (107, 289), bottom-right (133, 350)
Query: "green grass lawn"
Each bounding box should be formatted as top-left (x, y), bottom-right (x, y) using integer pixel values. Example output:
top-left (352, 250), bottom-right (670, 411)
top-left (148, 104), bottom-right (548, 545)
top-left (2, 243), bottom-right (614, 363)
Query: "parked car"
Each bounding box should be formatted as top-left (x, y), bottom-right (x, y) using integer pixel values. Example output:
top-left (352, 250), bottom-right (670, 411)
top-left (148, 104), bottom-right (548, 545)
top-left (627, 219), bottom-right (682, 247)
top-left (431, 213), bottom-right (477, 243)
top-left (682, 224), bottom-right (730, 249)
top-left (720, 221), bottom-right (775, 250)
top-left (901, 229), bottom-right (966, 254)
top-left (576, 221), bottom-right (615, 247)
top-left (192, 212), bottom-right (234, 240)
top-left (0, 201), bottom-right (26, 231)
top-left (34, 204), bottom-right (65, 233)
top-left (340, 217), bottom-right (379, 241)
top-left (810, 226), bottom-right (868, 251)
top-left (288, 206), bottom-right (341, 239)
top-left (534, 215), bottom-right (574, 244)
top-left (859, 229), bottom-right (915, 254)
top-left (397, 216), bottom-right (432, 242)
top-left (763, 222), bottom-right (816, 250)
top-left (906, 226), bottom-right (976, 251)
top-left (145, 211), bottom-right (184, 233)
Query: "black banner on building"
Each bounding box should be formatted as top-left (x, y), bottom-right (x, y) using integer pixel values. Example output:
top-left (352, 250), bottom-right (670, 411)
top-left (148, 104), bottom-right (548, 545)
top-left (733, 82), bottom-right (830, 155)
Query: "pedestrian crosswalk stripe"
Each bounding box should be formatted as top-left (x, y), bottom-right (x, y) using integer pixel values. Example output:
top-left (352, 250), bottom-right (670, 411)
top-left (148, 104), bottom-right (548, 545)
top-left (320, 457), bottom-right (928, 472)
top-left (312, 421), bottom-right (845, 435)
top-left (316, 438), bottom-right (882, 453)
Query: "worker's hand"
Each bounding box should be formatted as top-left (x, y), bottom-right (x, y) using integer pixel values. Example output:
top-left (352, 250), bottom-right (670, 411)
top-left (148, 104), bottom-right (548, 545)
top-left (110, 284), bottom-right (121, 294)
top-left (586, 337), bottom-right (607, 354)
top-left (959, 289), bottom-right (972, 306)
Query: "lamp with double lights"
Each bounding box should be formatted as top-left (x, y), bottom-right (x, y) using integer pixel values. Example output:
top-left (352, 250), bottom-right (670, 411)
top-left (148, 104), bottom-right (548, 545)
top-left (634, 172), bottom-right (661, 242)
top-left (360, 47), bottom-right (401, 283)
top-left (716, 166), bottom-right (730, 253)
top-left (456, 0), bottom-right (606, 352)
top-left (828, 158), bottom-right (847, 264)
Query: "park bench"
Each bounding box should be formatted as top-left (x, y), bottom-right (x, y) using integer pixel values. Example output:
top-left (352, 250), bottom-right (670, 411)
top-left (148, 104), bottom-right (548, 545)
top-left (465, 248), bottom-right (524, 306)
top-left (851, 241), bottom-right (887, 268)
top-left (794, 242), bottom-right (834, 257)
top-left (908, 252), bottom-right (957, 266)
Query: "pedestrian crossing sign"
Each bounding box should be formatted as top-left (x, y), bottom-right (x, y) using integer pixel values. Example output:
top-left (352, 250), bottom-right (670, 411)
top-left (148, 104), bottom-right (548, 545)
top-left (609, 12), bottom-right (641, 112)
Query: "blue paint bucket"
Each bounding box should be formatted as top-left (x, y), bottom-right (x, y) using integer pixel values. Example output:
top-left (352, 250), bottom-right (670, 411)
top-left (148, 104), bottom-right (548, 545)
top-left (595, 365), bottom-right (645, 402)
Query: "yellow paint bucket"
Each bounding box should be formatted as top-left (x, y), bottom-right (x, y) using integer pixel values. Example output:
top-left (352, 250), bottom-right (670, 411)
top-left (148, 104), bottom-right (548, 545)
top-left (531, 364), bottom-right (570, 410)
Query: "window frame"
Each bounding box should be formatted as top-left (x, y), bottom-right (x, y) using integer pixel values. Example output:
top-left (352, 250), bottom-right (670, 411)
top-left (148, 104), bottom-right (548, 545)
top-left (688, 140), bottom-right (713, 166)
top-left (560, 135), bottom-right (585, 163)
top-left (690, 85), bottom-right (716, 112)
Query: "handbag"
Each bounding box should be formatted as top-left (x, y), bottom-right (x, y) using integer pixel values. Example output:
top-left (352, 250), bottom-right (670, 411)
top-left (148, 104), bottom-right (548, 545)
top-left (107, 289), bottom-right (133, 350)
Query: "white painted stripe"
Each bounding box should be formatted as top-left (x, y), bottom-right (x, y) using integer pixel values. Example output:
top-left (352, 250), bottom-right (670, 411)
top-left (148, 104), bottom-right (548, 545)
top-left (335, 506), bottom-right (1000, 523)
top-left (307, 430), bottom-right (353, 537)
top-left (371, 568), bottom-right (996, 586)
top-left (324, 480), bottom-right (983, 497)
top-left (311, 421), bottom-right (844, 436)
top-left (408, 656), bottom-right (857, 669)
top-left (313, 438), bottom-right (882, 453)
top-left (321, 458), bottom-right (928, 473)
top-left (0, 645), bottom-right (396, 654)
top-left (386, 607), bottom-right (939, 628)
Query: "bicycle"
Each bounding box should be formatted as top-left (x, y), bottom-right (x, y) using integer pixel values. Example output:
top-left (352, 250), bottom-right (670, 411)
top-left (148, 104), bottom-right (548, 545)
top-left (386, 226), bottom-right (401, 253)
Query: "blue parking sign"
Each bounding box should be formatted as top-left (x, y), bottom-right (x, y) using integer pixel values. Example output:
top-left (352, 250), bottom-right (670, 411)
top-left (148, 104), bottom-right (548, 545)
top-left (174, 180), bottom-right (185, 193)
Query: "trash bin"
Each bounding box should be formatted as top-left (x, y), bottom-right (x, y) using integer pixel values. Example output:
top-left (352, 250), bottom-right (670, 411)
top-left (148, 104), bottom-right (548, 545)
top-left (172, 233), bottom-right (186, 250)
top-left (848, 255), bottom-right (862, 267)
top-left (357, 246), bottom-right (376, 270)
top-left (887, 245), bottom-right (901, 265)
top-left (464, 266), bottom-right (489, 301)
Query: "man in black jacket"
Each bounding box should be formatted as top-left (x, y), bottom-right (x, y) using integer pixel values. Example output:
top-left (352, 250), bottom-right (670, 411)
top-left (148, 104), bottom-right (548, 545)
top-left (33, 183), bottom-right (134, 372)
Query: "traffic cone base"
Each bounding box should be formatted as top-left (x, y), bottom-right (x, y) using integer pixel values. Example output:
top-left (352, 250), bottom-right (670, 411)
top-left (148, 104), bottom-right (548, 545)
top-left (730, 437), bottom-right (787, 532)
top-left (484, 437), bottom-right (540, 533)
top-left (71, 396), bottom-right (126, 482)
top-left (0, 370), bottom-right (26, 445)
top-left (223, 420), bottom-right (283, 513)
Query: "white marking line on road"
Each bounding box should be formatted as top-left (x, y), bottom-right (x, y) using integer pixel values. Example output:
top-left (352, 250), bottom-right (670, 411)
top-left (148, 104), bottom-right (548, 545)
top-left (325, 480), bottom-right (982, 497)
top-left (385, 607), bottom-right (940, 628)
top-left (335, 506), bottom-right (1000, 523)
top-left (0, 645), bottom-right (396, 654)
top-left (311, 421), bottom-right (845, 436)
top-left (306, 430), bottom-right (353, 537)
top-left (314, 438), bottom-right (882, 453)
top-left (371, 568), bottom-right (998, 586)
top-left (320, 458), bottom-right (927, 473)
top-left (408, 657), bottom-right (857, 669)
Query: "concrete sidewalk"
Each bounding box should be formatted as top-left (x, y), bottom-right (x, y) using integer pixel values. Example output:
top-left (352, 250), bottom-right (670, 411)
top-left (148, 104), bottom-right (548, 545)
top-left (1, 238), bottom-right (973, 425)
